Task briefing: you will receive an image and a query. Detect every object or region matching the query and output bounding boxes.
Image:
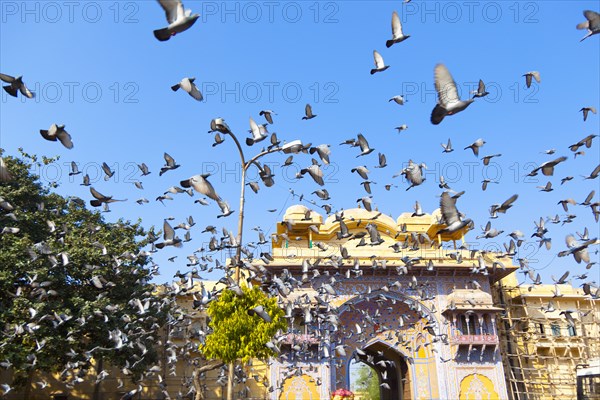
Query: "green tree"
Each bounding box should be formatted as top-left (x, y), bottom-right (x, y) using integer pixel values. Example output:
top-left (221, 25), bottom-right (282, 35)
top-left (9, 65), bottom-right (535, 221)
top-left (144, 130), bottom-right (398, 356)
top-left (201, 285), bottom-right (286, 363)
top-left (0, 151), bottom-right (172, 393)
top-left (353, 363), bottom-right (381, 400)
top-left (200, 284), bottom-right (286, 398)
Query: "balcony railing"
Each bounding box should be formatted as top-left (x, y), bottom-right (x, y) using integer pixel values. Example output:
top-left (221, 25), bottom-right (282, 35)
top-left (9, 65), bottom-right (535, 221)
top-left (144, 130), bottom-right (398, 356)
top-left (281, 333), bottom-right (320, 345)
top-left (451, 334), bottom-right (499, 345)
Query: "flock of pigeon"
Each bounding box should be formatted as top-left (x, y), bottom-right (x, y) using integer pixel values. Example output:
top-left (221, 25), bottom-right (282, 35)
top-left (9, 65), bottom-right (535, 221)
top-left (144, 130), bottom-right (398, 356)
top-left (1, 1), bottom-right (600, 398)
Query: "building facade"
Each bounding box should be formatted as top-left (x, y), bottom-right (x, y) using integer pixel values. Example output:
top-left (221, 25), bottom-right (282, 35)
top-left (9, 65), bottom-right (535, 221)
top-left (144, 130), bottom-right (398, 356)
top-left (1, 205), bottom-right (598, 400)
top-left (494, 273), bottom-right (600, 400)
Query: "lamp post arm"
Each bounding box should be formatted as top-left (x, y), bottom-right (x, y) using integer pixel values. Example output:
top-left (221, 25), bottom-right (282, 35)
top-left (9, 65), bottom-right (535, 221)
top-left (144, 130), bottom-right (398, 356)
top-left (245, 146), bottom-right (282, 170)
top-left (234, 145), bottom-right (283, 284)
top-left (226, 131), bottom-right (247, 168)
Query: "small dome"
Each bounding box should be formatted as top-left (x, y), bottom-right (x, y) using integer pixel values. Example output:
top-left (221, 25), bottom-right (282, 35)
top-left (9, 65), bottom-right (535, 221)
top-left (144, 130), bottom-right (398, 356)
top-left (283, 205), bottom-right (323, 224)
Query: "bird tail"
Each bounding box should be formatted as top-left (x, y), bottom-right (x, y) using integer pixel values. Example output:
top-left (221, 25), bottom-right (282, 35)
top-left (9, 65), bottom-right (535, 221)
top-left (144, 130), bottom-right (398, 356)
top-left (153, 28), bottom-right (172, 42)
top-left (386, 40), bottom-right (395, 48)
top-left (171, 84), bottom-right (180, 92)
top-left (3, 85), bottom-right (18, 97)
top-left (90, 200), bottom-right (102, 207)
top-left (580, 32), bottom-right (592, 42)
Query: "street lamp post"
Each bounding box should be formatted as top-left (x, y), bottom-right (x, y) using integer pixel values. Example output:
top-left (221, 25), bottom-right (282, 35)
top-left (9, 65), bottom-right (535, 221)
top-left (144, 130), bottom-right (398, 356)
top-left (211, 118), bottom-right (303, 400)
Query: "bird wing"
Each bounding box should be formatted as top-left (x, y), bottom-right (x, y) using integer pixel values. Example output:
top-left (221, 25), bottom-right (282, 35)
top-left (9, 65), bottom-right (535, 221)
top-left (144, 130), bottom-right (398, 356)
top-left (305, 103), bottom-right (313, 117)
top-left (163, 220), bottom-right (175, 240)
top-left (186, 175), bottom-right (220, 201)
top-left (565, 234), bottom-right (579, 249)
top-left (90, 187), bottom-right (107, 200)
top-left (57, 129), bottom-right (74, 149)
top-left (501, 194), bottom-right (518, 209)
top-left (157, 0), bottom-right (181, 24)
top-left (164, 152), bottom-right (175, 166)
top-left (310, 165), bottom-right (324, 186)
top-left (478, 79), bottom-right (485, 92)
top-left (584, 10), bottom-right (600, 28)
top-left (373, 50), bottom-right (385, 69)
top-left (379, 153), bottom-right (386, 167)
top-left (525, 74), bottom-right (532, 88)
top-left (434, 64), bottom-right (459, 106)
top-left (19, 83), bottom-right (34, 98)
top-left (188, 82), bottom-right (203, 101)
top-left (357, 133), bottom-right (370, 152)
top-left (391, 11), bottom-right (403, 38)
top-left (541, 156), bottom-right (566, 176)
top-left (249, 117), bottom-right (260, 139)
top-left (0, 73), bottom-right (15, 83)
top-left (440, 192), bottom-right (460, 225)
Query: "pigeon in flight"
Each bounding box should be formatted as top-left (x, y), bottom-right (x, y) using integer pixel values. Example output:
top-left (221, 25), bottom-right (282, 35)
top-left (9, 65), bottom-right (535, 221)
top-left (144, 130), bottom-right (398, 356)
top-left (490, 194), bottom-right (519, 215)
top-left (300, 164), bottom-right (324, 186)
top-left (89, 187), bottom-right (127, 207)
top-left (558, 235), bottom-right (597, 264)
top-left (154, 0), bottom-right (199, 42)
top-left (437, 191), bottom-right (472, 234)
top-left (471, 80), bottom-right (489, 98)
top-left (400, 160), bottom-right (426, 191)
top-left (431, 64), bottom-right (474, 125)
top-left (356, 133), bottom-right (374, 157)
top-left (39, 124), bottom-right (73, 149)
top-left (159, 152), bottom-right (180, 176)
top-left (528, 156), bottom-right (567, 177)
top-left (302, 104), bottom-right (317, 120)
top-left (138, 163), bottom-right (151, 176)
top-left (386, 11), bottom-right (410, 47)
top-left (171, 77), bottom-right (203, 101)
top-left (523, 71), bottom-right (541, 88)
top-left (310, 144), bottom-right (331, 165)
top-left (576, 10), bottom-right (600, 42)
top-left (580, 106), bottom-right (597, 121)
top-left (389, 95), bottom-right (406, 105)
top-left (0, 73), bottom-right (34, 98)
top-left (246, 117), bottom-right (268, 146)
top-left (441, 138), bottom-right (454, 153)
top-left (464, 139), bottom-right (486, 157)
top-left (180, 174), bottom-right (220, 201)
top-left (370, 50), bottom-right (390, 74)
top-left (155, 220), bottom-right (183, 249)
top-left (259, 110), bottom-right (276, 124)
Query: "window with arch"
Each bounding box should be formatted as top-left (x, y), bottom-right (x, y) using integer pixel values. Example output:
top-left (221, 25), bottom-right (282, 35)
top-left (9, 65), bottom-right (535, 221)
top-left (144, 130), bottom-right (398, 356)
top-left (482, 314), bottom-right (492, 334)
top-left (468, 315), bottom-right (477, 335)
top-left (459, 315), bottom-right (469, 334)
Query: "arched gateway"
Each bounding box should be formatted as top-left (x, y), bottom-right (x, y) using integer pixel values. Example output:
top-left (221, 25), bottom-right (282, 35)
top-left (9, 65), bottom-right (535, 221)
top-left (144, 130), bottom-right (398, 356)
top-left (267, 205), bottom-right (514, 400)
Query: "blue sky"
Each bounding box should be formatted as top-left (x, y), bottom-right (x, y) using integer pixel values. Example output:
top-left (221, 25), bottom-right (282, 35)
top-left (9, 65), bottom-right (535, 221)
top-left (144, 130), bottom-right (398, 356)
top-left (1, 1), bottom-right (599, 285)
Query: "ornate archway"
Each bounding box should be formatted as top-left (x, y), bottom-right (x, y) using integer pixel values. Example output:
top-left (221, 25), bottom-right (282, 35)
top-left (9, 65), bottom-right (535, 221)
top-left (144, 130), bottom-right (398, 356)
top-left (333, 290), bottom-right (442, 400)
